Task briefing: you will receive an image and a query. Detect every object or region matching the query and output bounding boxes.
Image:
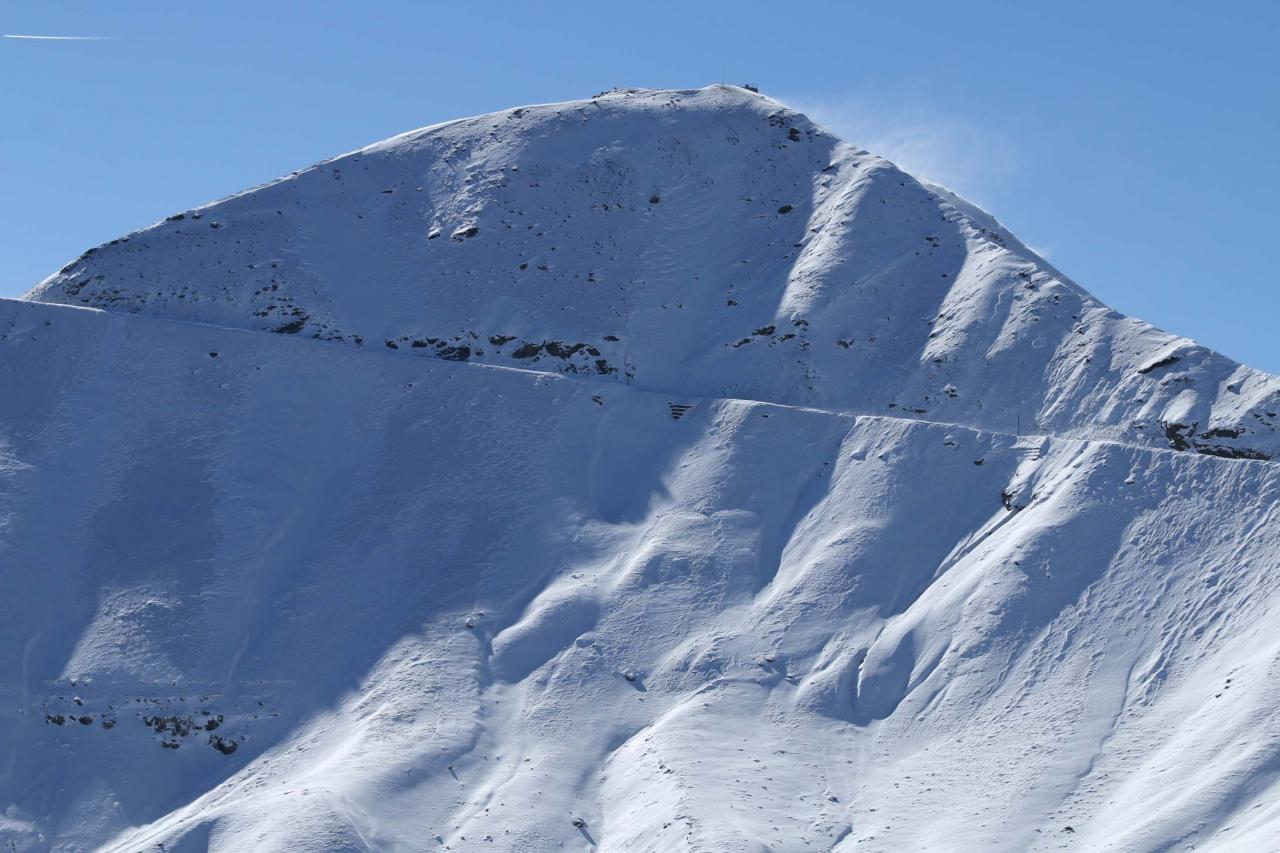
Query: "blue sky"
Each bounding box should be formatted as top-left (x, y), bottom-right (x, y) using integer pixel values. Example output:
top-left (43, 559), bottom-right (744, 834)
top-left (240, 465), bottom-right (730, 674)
top-left (3, 1), bottom-right (1277, 371)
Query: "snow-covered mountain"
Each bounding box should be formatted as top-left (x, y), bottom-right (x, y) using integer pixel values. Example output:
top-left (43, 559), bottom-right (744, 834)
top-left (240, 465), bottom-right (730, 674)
top-left (4, 85), bottom-right (1279, 852)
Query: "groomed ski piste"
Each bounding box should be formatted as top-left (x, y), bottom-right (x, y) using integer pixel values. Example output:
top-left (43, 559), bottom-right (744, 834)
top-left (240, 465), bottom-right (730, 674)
top-left (3, 86), bottom-right (1279, 851)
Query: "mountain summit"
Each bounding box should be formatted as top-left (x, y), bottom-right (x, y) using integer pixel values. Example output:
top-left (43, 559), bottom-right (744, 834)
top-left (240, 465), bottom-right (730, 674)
top-left (28, 85), bottom-right (1280, 460)
top-left (4, 86), bottom-right (1280, 851)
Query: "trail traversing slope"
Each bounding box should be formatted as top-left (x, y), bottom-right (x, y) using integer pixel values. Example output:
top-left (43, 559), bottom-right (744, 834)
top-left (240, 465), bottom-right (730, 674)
top-left (3, 297), bottom-right (1279, 852)
top-left (5, 87), bottom-right (1280, 853)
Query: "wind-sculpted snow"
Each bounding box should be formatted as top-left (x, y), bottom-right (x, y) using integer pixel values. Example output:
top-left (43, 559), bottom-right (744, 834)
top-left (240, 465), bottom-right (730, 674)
top-left (26, 86), bottom-right (1280, 462)
top-left (5, 87), bottom-right (1280, 852)
top-left (3, 298), bottom-right (1280, 852)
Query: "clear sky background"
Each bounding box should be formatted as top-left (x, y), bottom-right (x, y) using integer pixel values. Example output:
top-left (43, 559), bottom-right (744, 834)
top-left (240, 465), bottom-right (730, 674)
top-left (4, 1), bottom-right (1277, 371)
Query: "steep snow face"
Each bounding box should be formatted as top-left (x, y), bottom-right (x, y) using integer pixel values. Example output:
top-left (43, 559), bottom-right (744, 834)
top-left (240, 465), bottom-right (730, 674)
top-left (2, 298), bottom-right (1280, 853)
top-left (26, 86), bottom-right (1280, 461)
top-left (5, 87), bottom-right (1280, 853)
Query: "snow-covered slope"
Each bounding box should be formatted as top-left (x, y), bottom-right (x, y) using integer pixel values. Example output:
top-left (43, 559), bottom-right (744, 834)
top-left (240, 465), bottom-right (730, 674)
top-left (4, 86), bottom-right (1280, 852)
top-left (27, 85), bottom-right (1280, 461)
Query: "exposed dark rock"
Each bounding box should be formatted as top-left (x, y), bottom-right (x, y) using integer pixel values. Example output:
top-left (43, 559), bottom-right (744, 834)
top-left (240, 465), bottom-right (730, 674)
top-left (1163, 422), bottom-right (1193, 451)
top-left (1001, 490), bottom-right (1024, 512)
top-left (1138, 354), bottom-right (1182, 375)
top-left (1194, 443), bottom-right (1271, 461)
top-left (437, 345), bottom-right (471, 362)
top-left (544, 341), bottom-right (584, 358)
top-left (208, 734), bottom-right (238, 755)
top-left (144, 714), bottom-right (193, 737)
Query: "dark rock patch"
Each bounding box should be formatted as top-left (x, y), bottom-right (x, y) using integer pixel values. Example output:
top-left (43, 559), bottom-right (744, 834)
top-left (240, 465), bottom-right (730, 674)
top-left (1138, 354), bottom-right (1182, 375)
top-left (437, 345), bottom-right (471, 362)
top-left (1163, 422), bottom-right (1193, 451)
top-left (208, 734), bottom-right (239, 755)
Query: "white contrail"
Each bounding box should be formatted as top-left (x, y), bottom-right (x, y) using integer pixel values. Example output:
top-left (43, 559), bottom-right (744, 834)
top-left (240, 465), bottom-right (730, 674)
top-left (3, 34), bottom-right (113, 40)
